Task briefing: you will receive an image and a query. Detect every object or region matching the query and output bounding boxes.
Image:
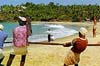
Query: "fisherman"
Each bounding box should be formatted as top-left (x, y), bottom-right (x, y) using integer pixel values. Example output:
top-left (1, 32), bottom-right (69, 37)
top-left (63, 27), bottom-right (88, 66)
top-left (0, 24), bottom-right (8, 66)
top-left (47, 29), bottom-right (54, 42)
top-left (6, 16), bottom-right (29, 66)
top-left (93, 16), bottom-right (97, 37)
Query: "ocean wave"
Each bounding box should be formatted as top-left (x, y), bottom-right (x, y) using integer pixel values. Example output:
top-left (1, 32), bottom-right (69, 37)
top-left (46, 24), bottom-right (65, 28)
top-left (3, 23), bottom-right (78, 46)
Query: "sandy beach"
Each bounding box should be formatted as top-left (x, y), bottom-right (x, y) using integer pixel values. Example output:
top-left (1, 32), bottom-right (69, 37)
top-left (2, 22), bottom-right (100, 66)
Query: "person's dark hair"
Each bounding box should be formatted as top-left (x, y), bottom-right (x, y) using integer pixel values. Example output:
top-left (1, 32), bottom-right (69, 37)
top-left (18, 18), bottom-right (27, 26)
top-left (79, 32), bottom-right (85, 38)
top-left (91, 16), bottom-right (97, 21)
top-left (48, 29), bottom-right (50, 31)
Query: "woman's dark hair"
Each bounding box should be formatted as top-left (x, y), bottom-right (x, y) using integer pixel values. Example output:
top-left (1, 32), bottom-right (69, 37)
top-left (18, 18), bottom-right (27, 26)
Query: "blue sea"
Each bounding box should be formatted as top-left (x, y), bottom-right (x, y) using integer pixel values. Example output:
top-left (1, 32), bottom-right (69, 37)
top-left (0, 22), bottom-right (78, 46)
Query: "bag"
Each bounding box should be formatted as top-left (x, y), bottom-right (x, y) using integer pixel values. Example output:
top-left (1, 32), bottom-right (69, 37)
top-left (51, 35), bottom-right (55, 41)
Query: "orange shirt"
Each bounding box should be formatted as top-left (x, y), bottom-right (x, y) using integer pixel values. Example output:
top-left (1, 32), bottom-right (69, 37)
top-left (71, 38), bottom-right (88, 53)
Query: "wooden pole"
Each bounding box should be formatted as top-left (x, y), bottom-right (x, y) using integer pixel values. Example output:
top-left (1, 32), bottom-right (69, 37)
top-left (4, 41), bottom-right (100, 46)
top-left (29, 42), bottom-right (63, 45)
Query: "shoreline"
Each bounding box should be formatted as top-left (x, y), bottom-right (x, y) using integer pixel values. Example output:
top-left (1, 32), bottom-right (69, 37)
top-left (2, 22), bottom-right (100, 66)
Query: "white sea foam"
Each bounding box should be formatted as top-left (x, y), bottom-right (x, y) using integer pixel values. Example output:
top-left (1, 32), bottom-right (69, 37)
top-left (4, 23), bottom-right (78, 46)
top-left (48, 27), bottom-right (78, 38)
top-left (46, 24), bottom-right (65, 28)
top-left (29, 24), bottom-right (78, 42)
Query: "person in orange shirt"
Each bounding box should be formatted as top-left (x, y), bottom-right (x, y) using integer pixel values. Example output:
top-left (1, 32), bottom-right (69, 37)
top-left (63, 27), bottom-right (88, 66)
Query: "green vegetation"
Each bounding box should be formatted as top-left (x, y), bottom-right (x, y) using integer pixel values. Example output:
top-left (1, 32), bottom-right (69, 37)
top-left (0, 2), bottom-right (100, 22)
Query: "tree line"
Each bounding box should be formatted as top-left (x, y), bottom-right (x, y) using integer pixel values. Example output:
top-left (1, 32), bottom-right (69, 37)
top-left (0, 2), bottom-right (100, 22)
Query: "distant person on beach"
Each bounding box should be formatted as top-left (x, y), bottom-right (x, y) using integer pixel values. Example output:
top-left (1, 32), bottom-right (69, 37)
top-left (47, 29), bottom-right (54, 42)
top-left (6, 16), bottom-right (29, 66)
top-left (25, 15), bottom-right (32, 36)
top-left (63, 27), bottom-right (88, 66)
top-left (93, 16), bottom-right (97, 38)
top-left (0, 24), bottom-right (8, 66)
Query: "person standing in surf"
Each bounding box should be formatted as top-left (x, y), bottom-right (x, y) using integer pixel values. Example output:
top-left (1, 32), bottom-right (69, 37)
top-left (47, 29), bottom-right (54, 42)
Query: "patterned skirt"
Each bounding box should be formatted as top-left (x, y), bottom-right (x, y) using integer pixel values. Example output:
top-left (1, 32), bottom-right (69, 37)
top-left (64, 50), bottom-right (80, 65)
top-left (11, 46), bottom-right (28, 55)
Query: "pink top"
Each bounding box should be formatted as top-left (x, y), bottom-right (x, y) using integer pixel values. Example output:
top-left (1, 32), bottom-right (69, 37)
top-left (13, 25), bottom-right (28, 47)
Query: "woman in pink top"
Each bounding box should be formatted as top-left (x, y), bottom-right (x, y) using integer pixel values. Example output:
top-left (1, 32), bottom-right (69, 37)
top-left (6, 16), bottom-right (29, 66)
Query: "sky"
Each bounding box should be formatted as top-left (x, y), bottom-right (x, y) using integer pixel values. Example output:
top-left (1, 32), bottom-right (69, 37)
top-left (0, 0), bottom-right (100, 6)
